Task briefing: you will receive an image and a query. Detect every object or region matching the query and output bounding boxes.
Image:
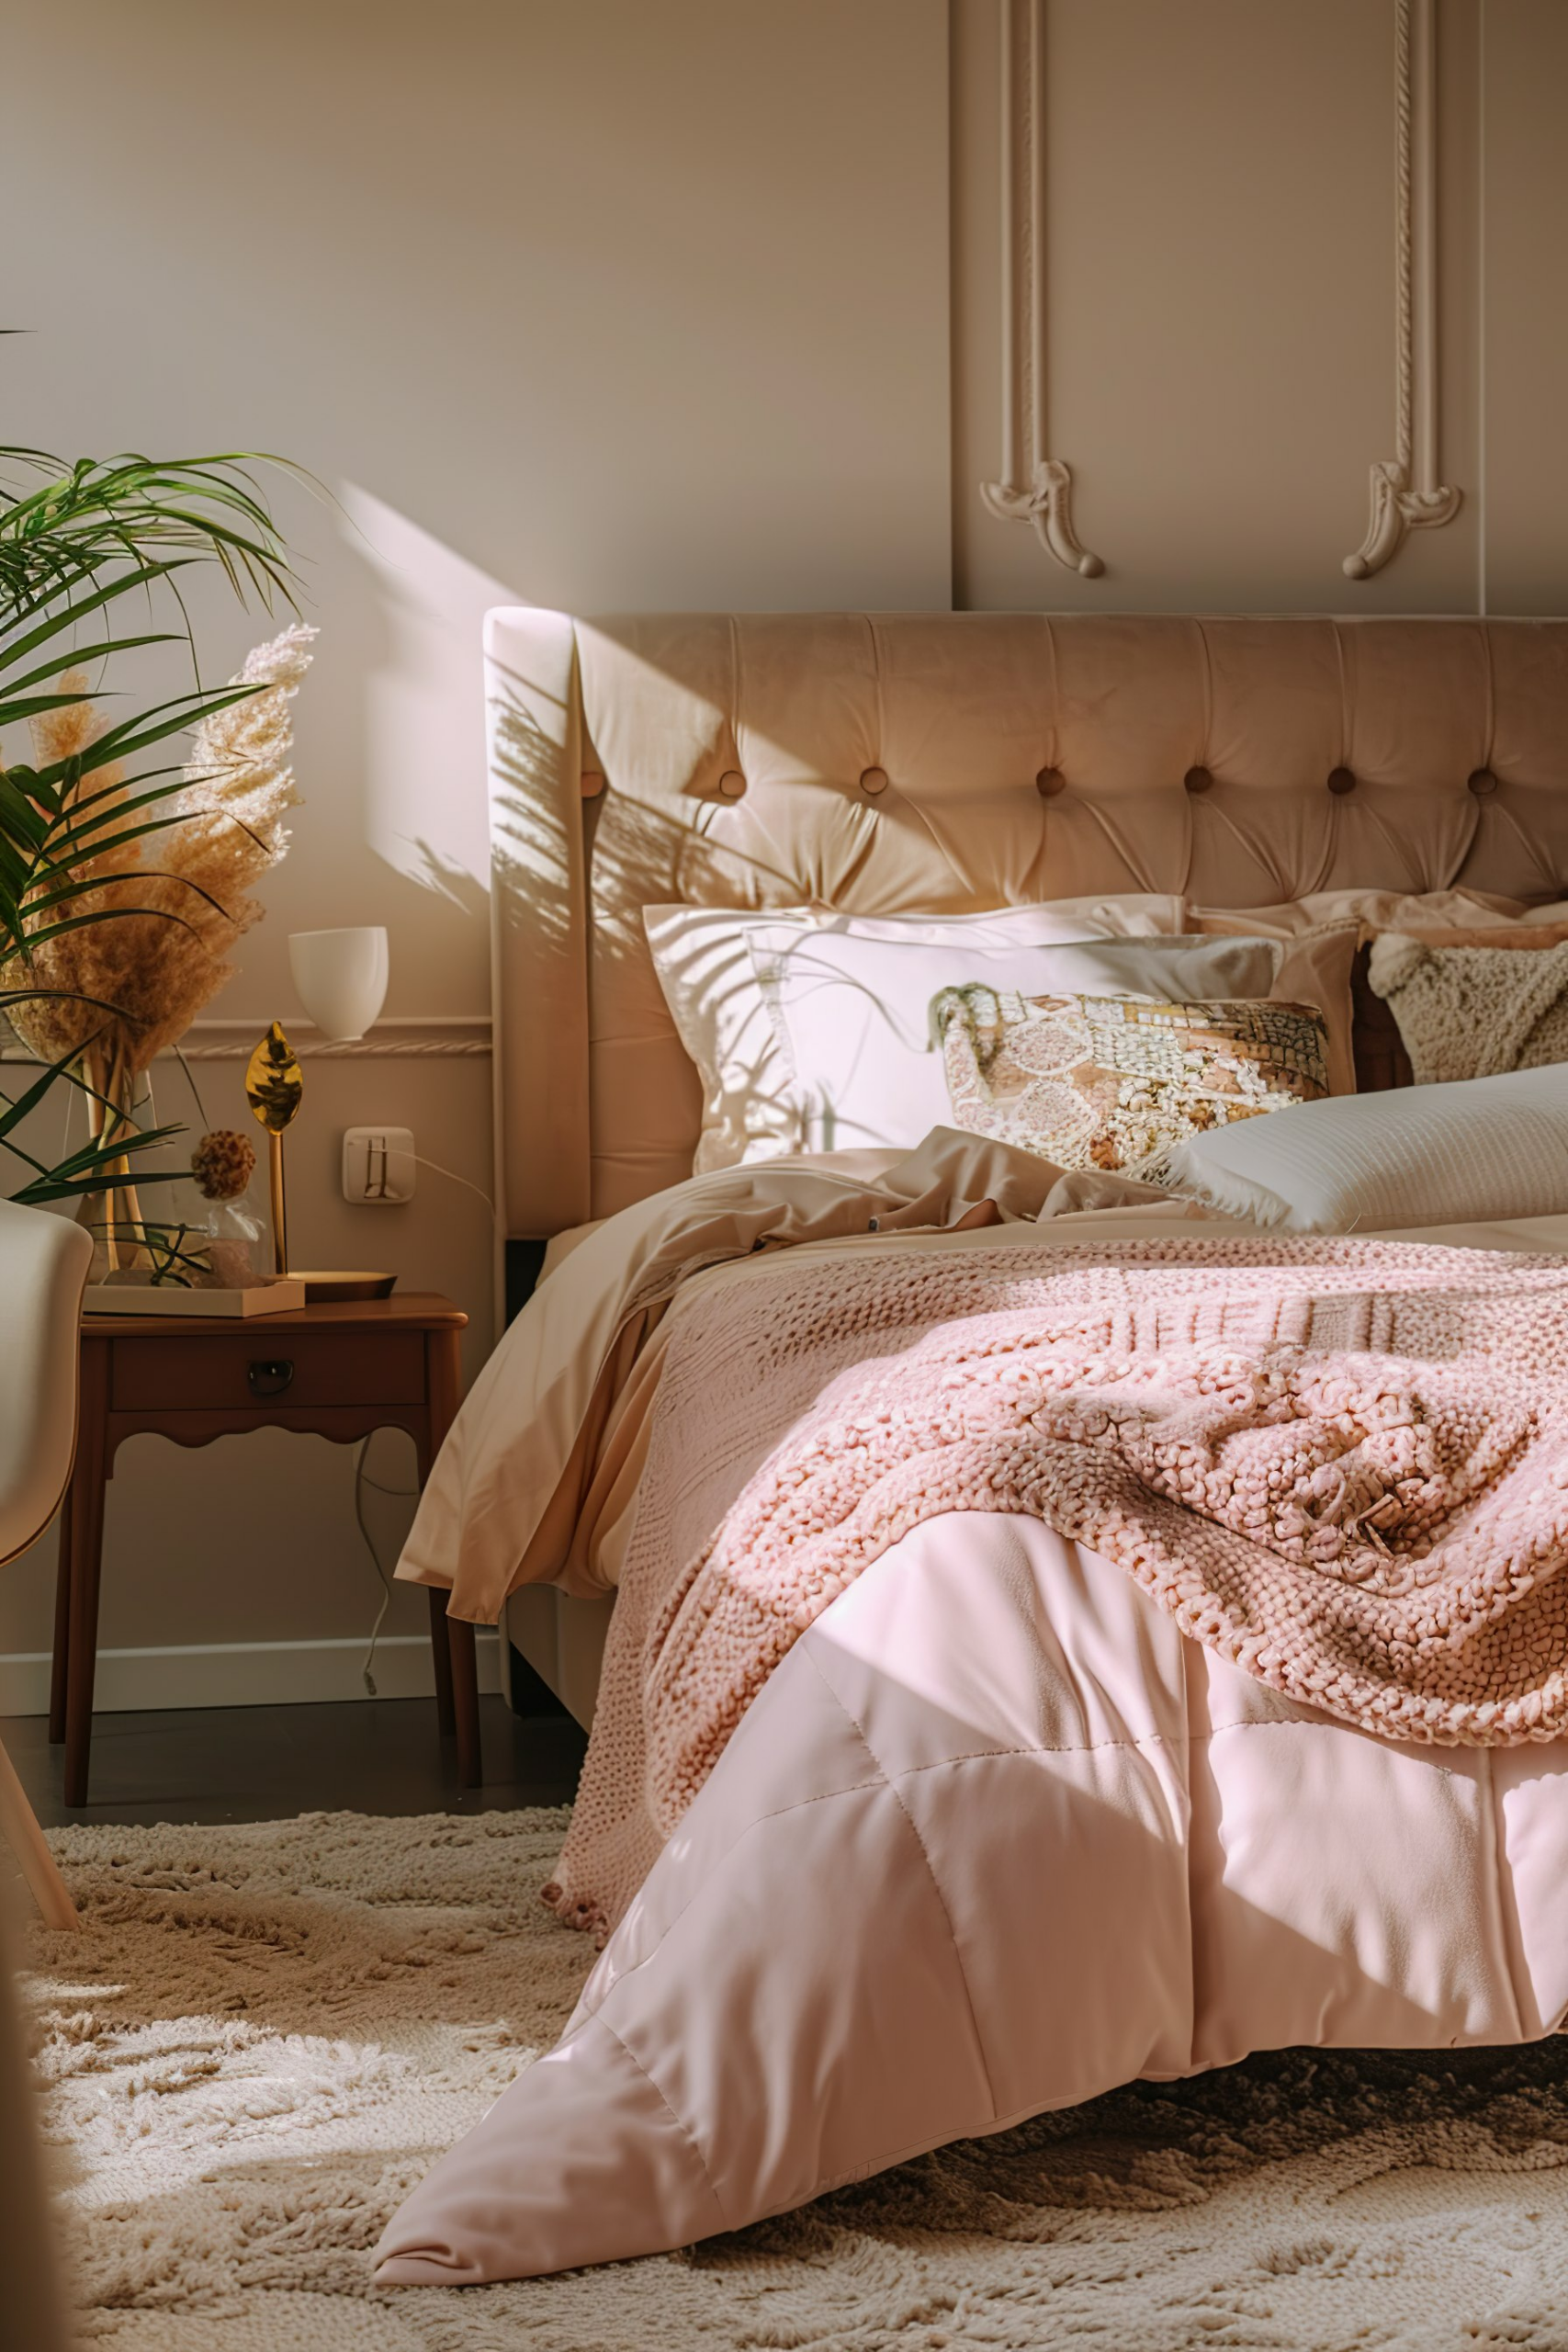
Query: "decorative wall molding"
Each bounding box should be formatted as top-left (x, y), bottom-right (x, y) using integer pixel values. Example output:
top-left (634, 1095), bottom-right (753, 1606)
top-left (980, 0), bottom-right (1460, 586)
top-left (0, 1014), bottom-right (491, 1064)
top-left (1343, 0), bottom-right (1461, 578)
top-left (176, 1016), bottom-right (491, 1063)
top-left (978, 0), bottom-right (1104, 578)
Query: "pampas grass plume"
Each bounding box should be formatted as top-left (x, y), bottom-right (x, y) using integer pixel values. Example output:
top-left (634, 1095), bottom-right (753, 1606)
top-left (4, 626), bottom-right (317, 1073)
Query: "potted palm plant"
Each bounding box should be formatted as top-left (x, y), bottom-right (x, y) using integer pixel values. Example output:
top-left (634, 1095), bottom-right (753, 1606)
top-left (0, 447), bottom-right (309, 1261)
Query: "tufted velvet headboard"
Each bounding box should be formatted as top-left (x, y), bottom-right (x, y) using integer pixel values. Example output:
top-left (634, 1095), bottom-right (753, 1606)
top-left (485, 608), bottom-right (1568, 1240)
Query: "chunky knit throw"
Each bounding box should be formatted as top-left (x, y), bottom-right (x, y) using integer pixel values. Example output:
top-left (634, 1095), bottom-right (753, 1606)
top-left (547, 1237), bottom-right (1568, 1936)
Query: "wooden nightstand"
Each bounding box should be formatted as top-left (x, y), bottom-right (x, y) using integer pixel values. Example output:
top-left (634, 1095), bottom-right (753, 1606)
top-left (50, 1292), bottom-right (481, 1804)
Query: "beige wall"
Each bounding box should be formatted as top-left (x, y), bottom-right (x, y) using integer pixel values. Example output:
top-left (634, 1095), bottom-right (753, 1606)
top-left (953, 0), bottom-right (1566, 616)
top-left (1483, 0), bottom-right (1568, 615)
top-left (0, 0), bottom-right (951, 1707)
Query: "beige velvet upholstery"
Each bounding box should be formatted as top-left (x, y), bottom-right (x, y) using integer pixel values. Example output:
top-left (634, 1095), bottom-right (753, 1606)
top-left (486, 611), bottom-right (1568, 1236)
top-left (0, 1198), bottom-right (89, 1938)
top-left (0, 1199), bottom-right (91, 1569)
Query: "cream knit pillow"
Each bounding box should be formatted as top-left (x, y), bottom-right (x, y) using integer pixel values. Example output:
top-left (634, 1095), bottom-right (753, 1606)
top-left (1367, 933), bottom-right (1568, 1085)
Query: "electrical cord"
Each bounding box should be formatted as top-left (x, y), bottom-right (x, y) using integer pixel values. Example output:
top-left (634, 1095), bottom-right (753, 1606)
top-left (413, 1153), bottom-right (494, 1213)
top-left (352, 1438), bottom-right (395, 1696)
top-left (358, 1464), bottom-right (417, 1499)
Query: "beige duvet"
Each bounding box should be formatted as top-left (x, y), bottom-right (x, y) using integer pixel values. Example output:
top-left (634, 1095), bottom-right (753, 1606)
top-left (398, 1127), bottom-right (1568, 1627)
top-left (396, 1129), bottom-right (1232, 1619)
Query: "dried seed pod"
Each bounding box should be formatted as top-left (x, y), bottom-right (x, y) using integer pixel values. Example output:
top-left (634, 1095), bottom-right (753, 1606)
top-left (190, 1127), bottom-right (257, 1202)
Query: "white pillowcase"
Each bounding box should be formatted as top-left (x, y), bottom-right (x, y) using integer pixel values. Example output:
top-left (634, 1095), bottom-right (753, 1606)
top-left (750, 927), bottom-right (1282, 1155)
top-left (644, 897), bottom-right (1187, 1171)
top-left (1142, 1063), bottom-right (1568, 1233)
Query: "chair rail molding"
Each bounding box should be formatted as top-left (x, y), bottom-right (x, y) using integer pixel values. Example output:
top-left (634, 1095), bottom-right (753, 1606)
top-left (0, 1015), bottom-right (491, 1065)
top-left (176, 1016), bottom-right (491, 1062)
top-left (1343, 0), bottom-right (1461, 579)
top-left (978, 0), bottom-right (1104, 579)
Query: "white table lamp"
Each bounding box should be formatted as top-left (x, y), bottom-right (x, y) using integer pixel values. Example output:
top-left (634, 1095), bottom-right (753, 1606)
top-left (288, 926), bottom-right (389, 1043)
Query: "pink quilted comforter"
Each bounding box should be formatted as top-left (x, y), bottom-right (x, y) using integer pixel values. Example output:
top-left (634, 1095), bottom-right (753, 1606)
top-left (378, 1234), bottom-right (1568, 2286)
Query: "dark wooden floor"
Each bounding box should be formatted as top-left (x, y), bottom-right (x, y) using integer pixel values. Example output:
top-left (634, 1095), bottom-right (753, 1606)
top-left (1, 1693), bottom-right (587, 1830)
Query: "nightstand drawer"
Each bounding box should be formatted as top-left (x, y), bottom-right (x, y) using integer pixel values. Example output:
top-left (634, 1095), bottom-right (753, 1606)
top-left (111, 1332), bottom-right (427, 1413)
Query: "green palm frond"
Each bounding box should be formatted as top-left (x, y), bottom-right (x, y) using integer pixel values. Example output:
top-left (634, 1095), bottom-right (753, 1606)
top-left (0, 450), bottom-right (301, 618)
top-left (0, 1040), bottom-right (188, 1205)
top-left (0, 440), bottom-right (303, 1205)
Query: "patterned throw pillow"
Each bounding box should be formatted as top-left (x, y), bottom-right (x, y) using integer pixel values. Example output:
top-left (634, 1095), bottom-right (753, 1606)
top-left (930, 988), bottom-right (1330, 1170)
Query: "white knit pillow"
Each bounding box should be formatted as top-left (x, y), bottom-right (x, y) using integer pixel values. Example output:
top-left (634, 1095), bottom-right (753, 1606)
top-left (1141, 1064), bottom-right (1568, 1233)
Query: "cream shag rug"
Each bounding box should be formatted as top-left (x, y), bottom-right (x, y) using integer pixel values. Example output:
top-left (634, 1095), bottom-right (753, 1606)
top-left (24, 1807), bottom-right (1568, 2351)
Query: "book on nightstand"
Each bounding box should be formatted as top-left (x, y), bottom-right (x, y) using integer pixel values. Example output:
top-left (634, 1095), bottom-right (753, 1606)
top-left (84, 1278), bottom-right (310, 1318)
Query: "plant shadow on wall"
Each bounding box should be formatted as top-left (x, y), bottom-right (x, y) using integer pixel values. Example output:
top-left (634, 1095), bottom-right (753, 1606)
top-left (482, 619), bottom-right (1119, 1176)
top-left (337, 486), bottom-right (497, 964)
top-left (0, 439), bottom-right (313, 1273)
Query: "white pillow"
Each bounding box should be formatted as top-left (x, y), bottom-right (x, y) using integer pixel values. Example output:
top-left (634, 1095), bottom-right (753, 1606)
top-left (1141, 1063), bottom-right (1568, 1233)
top-left (751, 928), bottom-right (1282, 1155)
top-left (644, 897), bottom-right (1187, 1171)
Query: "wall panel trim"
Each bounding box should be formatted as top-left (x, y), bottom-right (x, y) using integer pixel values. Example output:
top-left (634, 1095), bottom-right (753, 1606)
top-left (978, 0), bottom-right (1104, 577)
top-left (978, 0), bottom-right (1464, 589)
top-left (1344, 0), bottom-right (1461, 578)
top-left (0, 1015), bottom-right (491, 1065)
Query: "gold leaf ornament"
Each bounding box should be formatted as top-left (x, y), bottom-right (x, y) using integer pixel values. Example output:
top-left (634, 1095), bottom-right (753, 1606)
top-left (245, 1022), bottom-right (303, 1133)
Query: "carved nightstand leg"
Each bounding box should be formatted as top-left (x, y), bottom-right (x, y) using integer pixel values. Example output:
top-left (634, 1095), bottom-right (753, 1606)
top-left (63, 1344), bottom-right (109, 1809)
top-left (447, 1620), bottom-right (480, 1788)
top-left (422, 1326), bottom-right (480, 1786)
top-left (48, 1482), bottom-right (73, 1745)
top-left (428, 1587), bottom-right (456, 1736)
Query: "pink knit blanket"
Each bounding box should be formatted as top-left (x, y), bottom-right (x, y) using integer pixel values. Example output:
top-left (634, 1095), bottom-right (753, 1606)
top-left (548, 1236), bottom-right (1568, 1936)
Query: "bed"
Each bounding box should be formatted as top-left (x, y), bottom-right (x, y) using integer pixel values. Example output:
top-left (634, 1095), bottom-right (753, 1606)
top-left (377, 610), bottom-right (1568, 2286)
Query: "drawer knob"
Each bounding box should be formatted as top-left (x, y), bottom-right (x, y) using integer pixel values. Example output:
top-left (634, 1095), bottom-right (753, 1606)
top-left (247, 1359), bottom-right (295, 1398)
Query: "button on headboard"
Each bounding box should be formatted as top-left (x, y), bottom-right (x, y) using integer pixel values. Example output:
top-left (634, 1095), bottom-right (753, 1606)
top-left (485, 607), bottom-right (1568, 1238)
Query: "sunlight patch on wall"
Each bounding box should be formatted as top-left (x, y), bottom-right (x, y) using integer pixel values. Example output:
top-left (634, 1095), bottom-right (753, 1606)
top-left (342, 483), bottom-right (514, 910)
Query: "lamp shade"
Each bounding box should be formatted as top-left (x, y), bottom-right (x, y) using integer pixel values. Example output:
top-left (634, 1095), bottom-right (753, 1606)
top-left (288, 926), bottom-right (389, 1043)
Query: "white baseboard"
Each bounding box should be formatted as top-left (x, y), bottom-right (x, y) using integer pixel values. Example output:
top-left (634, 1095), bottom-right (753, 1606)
top-left (0, 1632), bottom-right (502, 1718)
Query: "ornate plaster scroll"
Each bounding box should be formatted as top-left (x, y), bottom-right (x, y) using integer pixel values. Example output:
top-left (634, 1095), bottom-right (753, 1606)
top-left (979, 0), bottom-right (1103, 578)
top-left (1343, 0), bottom-right (1461, 579)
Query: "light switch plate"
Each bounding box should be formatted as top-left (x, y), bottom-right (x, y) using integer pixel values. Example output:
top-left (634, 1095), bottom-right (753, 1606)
top-left (343, 1125), bottom-right (415, 1204)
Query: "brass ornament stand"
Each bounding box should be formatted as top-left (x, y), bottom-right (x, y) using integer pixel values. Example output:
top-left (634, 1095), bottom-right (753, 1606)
top-left (244, 1022), bottom-right (395, 1303)
top-left (244, 1022), bottom-right (301, 1275)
